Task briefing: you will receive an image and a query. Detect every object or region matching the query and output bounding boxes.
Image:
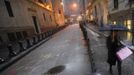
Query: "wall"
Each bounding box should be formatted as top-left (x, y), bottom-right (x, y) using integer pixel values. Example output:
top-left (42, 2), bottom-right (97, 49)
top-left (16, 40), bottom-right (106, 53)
top-left (0, 0), bottom-right (57, 43)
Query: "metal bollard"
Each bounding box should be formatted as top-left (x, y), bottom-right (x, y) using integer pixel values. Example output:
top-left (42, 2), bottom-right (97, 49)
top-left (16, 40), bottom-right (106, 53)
top-left (45, 32), bottom-right (48, 38)
top-left (40, 34), bottom-right (43, 40)
top-left (8, 44), bottom-right (16, 57)
top-left (18, 41), bottom-right (24, 52)
top-left (33, 36), bottom-right (36, 44)
top-left (41, 34), bottom-right (44, 39)
top-left (48, 31), bottom-right (50, 36)
top-left (26, 39), bottom-right (31, 48)
top-left (37, 35), bottom-right (40, 41)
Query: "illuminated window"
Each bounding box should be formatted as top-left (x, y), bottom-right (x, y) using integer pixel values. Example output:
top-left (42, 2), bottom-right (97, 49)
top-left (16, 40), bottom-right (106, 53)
top-left (113, 21), bottom-right (116, 25)
top-left (124, 20), bottom-right (127, 26)
top-left (127, 20), bottom-right (132, 30)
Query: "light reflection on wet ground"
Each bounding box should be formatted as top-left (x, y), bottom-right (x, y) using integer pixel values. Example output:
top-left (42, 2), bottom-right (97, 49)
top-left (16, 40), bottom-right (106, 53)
top-left (118, 32), bottom-right (132, 43)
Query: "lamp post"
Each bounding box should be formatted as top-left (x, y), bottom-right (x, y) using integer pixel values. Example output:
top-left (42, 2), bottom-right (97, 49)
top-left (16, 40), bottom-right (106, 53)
top-left (82, 0), bottom-right (86, 22)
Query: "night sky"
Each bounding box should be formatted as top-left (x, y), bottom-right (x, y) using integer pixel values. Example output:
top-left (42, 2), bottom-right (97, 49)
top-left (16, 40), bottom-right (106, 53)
top-left (63, 0), bottom-right (81, 16)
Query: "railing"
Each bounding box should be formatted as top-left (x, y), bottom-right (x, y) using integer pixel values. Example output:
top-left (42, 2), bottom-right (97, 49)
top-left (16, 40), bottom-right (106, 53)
top-left (0, 25), bottom-right (68, 71)
top-left (79, 21), bottom-right (96, 73)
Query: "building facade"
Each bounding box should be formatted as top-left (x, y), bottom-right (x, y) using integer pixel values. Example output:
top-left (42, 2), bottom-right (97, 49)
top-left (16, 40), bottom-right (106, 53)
top-left (88, 0), bottom-right (108, 26)
top-left (52, 0), bottom-right (65, 26)
top-left (0, 0), bottom-right (61, 43)
top-left (108, 0), bottom-right (134, 30)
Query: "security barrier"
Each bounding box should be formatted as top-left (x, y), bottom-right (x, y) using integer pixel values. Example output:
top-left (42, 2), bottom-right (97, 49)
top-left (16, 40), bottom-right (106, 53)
top-left (0, 25), bottom-right (68, 68)
top-left (79, 21), bottom-right (96, 73)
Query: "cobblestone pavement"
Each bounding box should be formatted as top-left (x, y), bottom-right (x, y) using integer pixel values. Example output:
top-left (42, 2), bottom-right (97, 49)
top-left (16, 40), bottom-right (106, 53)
top-left (0, 24), bottom-right (91, 75)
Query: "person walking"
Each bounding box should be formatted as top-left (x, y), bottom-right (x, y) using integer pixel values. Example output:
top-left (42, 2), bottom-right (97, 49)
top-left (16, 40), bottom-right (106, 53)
top-left (106, 31), bottom-right (122, 75)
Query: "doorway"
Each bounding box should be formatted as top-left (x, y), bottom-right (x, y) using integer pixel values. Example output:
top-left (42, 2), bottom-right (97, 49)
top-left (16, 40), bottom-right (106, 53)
top-left (32, 16), bottom-right (40, 33)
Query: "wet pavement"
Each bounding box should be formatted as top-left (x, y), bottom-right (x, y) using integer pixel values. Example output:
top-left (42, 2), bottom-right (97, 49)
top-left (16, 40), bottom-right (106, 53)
top-left (86, 23), bottom-right (133, 46)
top-left (0, 24), bottom-right (91, 75)
top-left (86, 23), bottom-right (134, 75)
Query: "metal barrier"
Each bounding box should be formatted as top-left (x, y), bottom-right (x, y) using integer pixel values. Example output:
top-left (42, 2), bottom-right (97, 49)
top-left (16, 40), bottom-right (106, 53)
top-left (79, 22), bottom-right (96, 73)
top-left (0, 25), bottom-right (68, 65)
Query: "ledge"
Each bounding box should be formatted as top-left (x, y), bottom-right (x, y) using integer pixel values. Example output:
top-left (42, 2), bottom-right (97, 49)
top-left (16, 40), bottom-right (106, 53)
top-left (27, 0), bottom-right (52, 12)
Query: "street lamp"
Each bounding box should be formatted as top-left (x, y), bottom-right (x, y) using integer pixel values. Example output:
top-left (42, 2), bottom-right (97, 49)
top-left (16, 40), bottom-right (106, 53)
top-left (69, 3), bottom-right (78, 14)
top-left (61, 2), bottom-right (63, 6)
top-left (72, 3), bottom-right (77, 8)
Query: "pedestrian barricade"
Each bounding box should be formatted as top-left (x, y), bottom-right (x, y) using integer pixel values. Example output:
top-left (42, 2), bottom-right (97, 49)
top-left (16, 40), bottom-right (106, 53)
top-left (33, 36), bottom-right (38, 44)
top-left (37, 34), bottom-right (42, 41)
top-left (42, 33), bottom-right (45, 39)
top-left (9, 43), bottom-right (20, 55)
top-left (0, 45), bottom-right (9, 63)
top-left (26, 38), bottom-right (33, 48)
top-left (79, 21), bottom-right (96, 73)
top-left (18, 40), bottom-right (27, 51)
top-left (0, 24), bottom-right (69, 69)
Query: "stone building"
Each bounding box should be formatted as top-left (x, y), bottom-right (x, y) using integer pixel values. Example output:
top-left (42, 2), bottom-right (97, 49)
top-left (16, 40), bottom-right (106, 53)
top-left (0, 0), bottom-right (62, 43)
top-left (87, 0), bottom-right (108, 26)
top-left (108, 0), bottom-right (134, 30)
top-left (51, 0), bottom-right (65, 26)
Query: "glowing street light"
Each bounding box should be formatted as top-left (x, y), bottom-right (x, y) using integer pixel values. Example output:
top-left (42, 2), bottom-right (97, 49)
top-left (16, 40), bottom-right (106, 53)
top-left (61, 2), bottom-right (63, 6)
top-left (72, 3), bottom-right (77, 8)
top-left (70, 3), bottom-right (78, 11)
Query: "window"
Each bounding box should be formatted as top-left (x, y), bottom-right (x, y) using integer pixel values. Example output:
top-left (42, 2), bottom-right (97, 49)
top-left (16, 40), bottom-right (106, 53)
top-left (7, 33), bottom-right (17, 41)
top-left (127, 20), bottom-right (131, 30)
top-left (50, 15), bottom-right (52, 21)
top-left (44, 0), bottom-right (47, 2)
top-left (43, 13), bottom-right (46, 21)
top-left (129, 0), bottom-right (134, 4)
top-left (4, 1), bottom-right (14, 17)
top-left (22, 31), bottom-right (28, 38)
top-left (59, 10), bottom-right (61, 14)
top-left (113, 0), bottom-right (118, 9)
top-left (129, 0), bottom-right (134, 3)
top-left (38, 0), bottom-right (43, 3)
top-left (16, 32), bottom-right (22, 40)
top-left (0, 36), bottom-right (3, 42)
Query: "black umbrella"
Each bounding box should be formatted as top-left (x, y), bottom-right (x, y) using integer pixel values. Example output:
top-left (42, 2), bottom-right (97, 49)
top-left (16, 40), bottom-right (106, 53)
top-left (99, 24), bottom-right (129, 31)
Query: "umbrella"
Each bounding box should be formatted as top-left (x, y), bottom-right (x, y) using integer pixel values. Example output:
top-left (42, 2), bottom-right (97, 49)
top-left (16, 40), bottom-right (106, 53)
top-left (99, 24), bottom-right (129, 31)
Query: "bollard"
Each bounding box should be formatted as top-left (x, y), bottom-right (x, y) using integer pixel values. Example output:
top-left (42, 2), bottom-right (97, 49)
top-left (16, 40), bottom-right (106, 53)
top-left (45, 32), bottom-right (48, 38)
top-left (48, 31), bottom-right (50, 36)
top-left (18, 41), bottom-right (25, 52)
top-left (37, 35), bottom-right (40, 41)
top-left (41, 34), bottom-right (44, 39)
top-left (26, 38), bottom-right (31, 48)
top-left (83, 29), bottom-right (87, 40)
top-left (43, 33), bottom-right (46, 39)
top-left (40, 34), bottom-right (43, 40)
top-left (33, 36), bottom-right (37, 44)
top-left (8, 44), bottom-right (16, 57)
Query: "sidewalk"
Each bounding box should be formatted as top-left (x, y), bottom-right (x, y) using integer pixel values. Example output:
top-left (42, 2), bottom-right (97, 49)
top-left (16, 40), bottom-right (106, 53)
top-left (85, 23), bottom-right (134, 75)
top-left (0, 24), bottom-right (91, 75)
top-left (86, 23), bottom-right (134, 50)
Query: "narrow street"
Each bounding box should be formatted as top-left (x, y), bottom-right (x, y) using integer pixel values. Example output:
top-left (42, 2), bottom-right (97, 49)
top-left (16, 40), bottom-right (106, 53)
top-left (0, 24), bottom-right (91, 75)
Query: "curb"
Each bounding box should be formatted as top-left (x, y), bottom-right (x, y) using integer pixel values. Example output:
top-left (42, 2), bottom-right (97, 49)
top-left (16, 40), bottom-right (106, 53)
top-left (0, 25), bottom-right (69, 71)
top-left (0, 37), bottom-right (51, 71)
top-left (85, 25), bottom-right (108, 37)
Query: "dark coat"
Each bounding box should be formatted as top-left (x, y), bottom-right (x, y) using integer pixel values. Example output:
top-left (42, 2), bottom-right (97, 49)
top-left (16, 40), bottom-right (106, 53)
top-left (106, 35), bottom-right (119, 65)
